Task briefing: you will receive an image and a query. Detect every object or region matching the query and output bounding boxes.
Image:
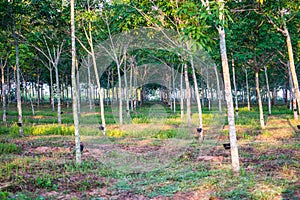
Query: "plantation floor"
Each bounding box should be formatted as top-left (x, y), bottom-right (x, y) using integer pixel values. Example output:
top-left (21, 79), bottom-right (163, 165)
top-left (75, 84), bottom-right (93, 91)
top-left (0, 115), bottom-right (300, 199)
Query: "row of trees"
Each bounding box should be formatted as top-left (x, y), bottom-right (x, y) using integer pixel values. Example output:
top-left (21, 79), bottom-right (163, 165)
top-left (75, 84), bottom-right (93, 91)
top-left (0, 0), bottom-right (299, 173)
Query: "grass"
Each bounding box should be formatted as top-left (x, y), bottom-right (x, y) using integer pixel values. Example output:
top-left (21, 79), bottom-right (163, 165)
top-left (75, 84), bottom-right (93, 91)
top-left (0, 102), bottom-right (299, 199)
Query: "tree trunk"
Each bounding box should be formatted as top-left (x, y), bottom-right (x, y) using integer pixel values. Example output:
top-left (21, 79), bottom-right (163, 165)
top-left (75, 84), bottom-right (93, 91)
top-left (55, 64), bottom-right (62, 124)
top-left (190, 56), bottom-right (203, 145)
top-left (232, 57), bottom-right (238, 116)
top-left (111, 69), bottom-right (114, 103)
top-left (288, 61), bottom-right (298, 120)
top-left (264, 66), bottom-right (271, 115)
top-left (123, 55), bottom-right (130, 117)
top-left (255, 70), bottom-right (265, 129)
top-left (7, 67), bottom-right (11, 104)
top-left (87, 55), bottom-right (93, 111)
top-left (214, 64), bottom-right (222, 114)
top-left (76, 59), bottom-right (81, 115)
top-left (129, 57), bottom-right (134, 111)
top-left (218, 1), bottom-right (240, 173)
top-left (116, 61), bottom-right (123, 125)
top-left (285, 28), bottom-right (300, 113)
top-left (184, 63), bottom-right (191, 126)
top-left (134, 66), bottom-right (138, 110)
top-left (245, 69), bottom-right (250, 111)
top-left (13, 22), bottom-right (23, 137)
top-left (49, 67), bottom-right (55, 111)
top-left (71, 0), bottom-right (81, 165)
top-left (1, 65), bottom-right (6, 124)
top-left (37, 74), bottom-right (40, 107)
top-left (206, 70), bottom-right (211, 111)
top-left (180, 64), bottom-right (184, 120)
top-left (90, 42), bottom-right (106, 136)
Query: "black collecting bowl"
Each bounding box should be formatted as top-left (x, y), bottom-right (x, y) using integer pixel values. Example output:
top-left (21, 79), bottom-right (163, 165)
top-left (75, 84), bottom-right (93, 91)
top-left (223, 143), bottom-right (231, 150)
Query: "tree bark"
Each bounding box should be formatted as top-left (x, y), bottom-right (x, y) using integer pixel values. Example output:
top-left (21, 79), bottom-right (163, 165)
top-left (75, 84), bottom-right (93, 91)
top-left (245, 69), bottom-right (250, 111)
top-left (184, 63), bottom-right (191, 126)
top-left (255, 70), bottom-right (265, 129)
top-left (1, 55), bottom-right (8, 122)
top-left (172, 66), bottom-right (176, 113)
top-left (123, 54), bottom-right (130, 117)
top-left (1, 65), bottom-right (6, 124)
top-left (285, 28), bottom-right (300, 113)
top-left (214, 64), bottom-right (222, 114)
top-left (129, 57), bottom-right (134, 111)
top-left (13, 21), bottom-right (23, 137)
top-left (76, 59), bottom-right (81, 115)
top-left (190, 56), bottom-right (203, 145)
top-left (232, 57), bottom-right (238, 116)
top-left (288, 61), bottom-right (298, 120)
top-left (87, 55), bottom-right (93, 111)
top-left (180, 64), bottom-right (184, 120)
top-left (218, 0), bottom-right (240, 173)
top-left (54, 63), bottom-right (62, 124)
top-left (71, 0), bottom-right (81, 165)
top-left (49, 67), bottom-right (55, 111)
top-left (264, 66), bottom-right (271, 115)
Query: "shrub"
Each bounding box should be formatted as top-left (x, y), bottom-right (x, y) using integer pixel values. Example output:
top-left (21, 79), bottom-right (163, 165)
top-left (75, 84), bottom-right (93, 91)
top-left (152, 129), bottom-right (176, 139)
top-left (31, 125), bottom-right (74, 136)
top-left (106, 129), bottom-right (126, 138)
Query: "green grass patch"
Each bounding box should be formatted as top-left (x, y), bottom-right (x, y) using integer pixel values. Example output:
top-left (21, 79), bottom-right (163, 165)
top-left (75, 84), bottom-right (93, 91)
top-left (0, 143), bottom-right (21, 154)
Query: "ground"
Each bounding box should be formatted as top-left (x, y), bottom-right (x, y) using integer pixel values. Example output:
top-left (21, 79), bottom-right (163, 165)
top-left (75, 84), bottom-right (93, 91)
top-left (0, 105), bottom-right (299, 199)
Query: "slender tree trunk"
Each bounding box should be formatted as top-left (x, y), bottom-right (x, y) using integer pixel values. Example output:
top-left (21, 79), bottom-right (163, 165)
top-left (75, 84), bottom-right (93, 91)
top-left (200, 68), bottom-right (205, 107)
top-left (7, 67), bottom-right (11, 104)
top-left (111, 69), bottom-right (114, 103)
top-left (184, 63), bottom-right (191, 126)
top-left (180, 64), bottom-right (184, 120)
top-left (129, 57), bottom-right (133, 111)
top-left (24, 79), bottom-right (35, 116)
top-left (190, 56), bottom-right (203, 145)
top-left (232, 57), bottom-right (238, 116)
top-left (13, 22), bottom-right (23, 137)
top-left (87, 55), bottom-right (93, 111)
top-left (90, 44), bottom-right (106, 135)
top-left (1, 65), bottom-right (6, 124)
top-left (66, 75), bottom-right (70, 108)
top-left (213, 64), bottom-right (222, 114)
top-left (49, 67), bottom-right (55, 111)
top-left (37, 74), bottom-right (40, 107)
top-left (107, 70), bottom-right (110, 106)
top-left (116, 61), bottom-right (123, 125)
top-left (55, 64), bottom-right (62, 124)
top-left (206, 70), bottom-right (211, 111)
top-left (218, 0), bottom-right (240, 173)
top-left (134, 66), bottom-right (138, 110)
top-left (76, 59), bottom-right (81, 115)
top-left (245, 69), bottom-right (250, 111)
top-left (285, 28), bottom-right (300, 113)
top-left (255, 70), bottom-right (265, 129)
top-left (71, 0), bottom-right (81, 165)
top-left (264, 66), bottom-right (271, 115)
top-left (288, 61), bottom-right (298, 120)
top-left (123, 55), bottom-right (130, 117)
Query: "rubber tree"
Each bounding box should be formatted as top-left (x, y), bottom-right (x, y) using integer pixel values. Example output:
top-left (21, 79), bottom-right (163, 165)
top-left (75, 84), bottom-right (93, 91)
top-left (259, 0), bottom-right (300, 116)
top-left (217, 0), bottom-right (240, 174)
top-left (70, 0), bottom-right (82, 165)
top-left (33, 37), bottom-right (64, 124)
top-left (76, 1), bottom-right (106, 134)
top-left (0, 46), bottom-right (9, 124)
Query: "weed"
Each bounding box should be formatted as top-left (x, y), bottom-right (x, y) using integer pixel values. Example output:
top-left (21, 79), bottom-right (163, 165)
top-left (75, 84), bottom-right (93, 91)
top-left (0, 143), bottom-right (21, 154)
top-left (107, 129), bottom-right (126, 138)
